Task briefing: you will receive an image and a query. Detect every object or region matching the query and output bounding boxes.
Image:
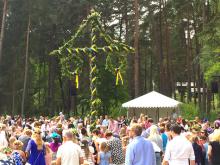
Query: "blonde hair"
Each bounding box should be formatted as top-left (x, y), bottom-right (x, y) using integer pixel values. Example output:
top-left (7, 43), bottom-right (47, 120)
top-left (212, 130), bottom-right (220, 142)
top-left (13, 140), bottom-right (23, 150)
top-left (9, 136), bottom-right (17, 148)
top-left (32, 128), bottom-right (43, 150)
top-left (148, 125), bottom-right (160, 140)
top-left (149, 125), bottom-right (159, 135)
top-left (100, 142), bottom-right (109, 153)
top-left (24, 129), bottom-right (32, 137)
top-left (119, 128), bottom-right (126, 138)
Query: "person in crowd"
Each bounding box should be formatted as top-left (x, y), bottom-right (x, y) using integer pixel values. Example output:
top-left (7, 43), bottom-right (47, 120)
top-left (80, 127), bottom-right (90, 142)
top-left (11, 140), bottom-right (26, 165)
top-left (18, 128), bottom-right (32, 152)
top-left (8, 136), bottom-right (17, 149)
top-left (56, 129), bottom-right (83, 165)
top-left (99, 116), bottom-right (104, 126)
top-left (125, 124), bottom-right (156, 165)
top-left (148, 125), bottom-right (163, 165)
top-left (49, 132), bottom-right (61, 161)
top-left (102, 115), bottom-right (109, 127)
top-left (108, 117), bottom-right (119, 135)
top-left (162, 124), bottom-right (195, 165)
top-left (97, 141), bottom-right (112, 165)
top-left (148, 125), bottom-right (163, 151)
top-left (137, 114), bottom-right (145, 128)
top-left (105, 131), bottom-right (124, 165)
top-left (119, 116), bottom-right (127, 128)
top-left (141, 118), bottom-right (154, 138)
top-left (41, 120), bottom-right (50, 140)
top-left (0, 124), bottom-right (8, 149)
top-left (119, 127), bottom-right (126, 139)
top-left (160, 127), bottom-right (168, 152)
top-left (121, 136), bottom-right (129, 157)
top-left (45, 143), bottom-right (52, 165)
top-left (191, 136), bottom-right (203, 165)
top-left (199, 136), bottom-right (208, 165)
top-left (151, 141), bottom-right (162, 165)
top-left (59, 112), bottom-right (65, 123)
top-left (3, 114), bottom-right (220, 165)
top-left (164, 123), bottom-right (172, 141)
top-left (81, 139), bottom-right (95, 165)
top-left (26, 128), bottom-right (46, 165)
top-left (208, 129), bottom-right (220, 165)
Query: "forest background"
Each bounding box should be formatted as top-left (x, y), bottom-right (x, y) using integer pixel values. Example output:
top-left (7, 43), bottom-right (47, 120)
top-left (0, 0), bottom-right (220, 120)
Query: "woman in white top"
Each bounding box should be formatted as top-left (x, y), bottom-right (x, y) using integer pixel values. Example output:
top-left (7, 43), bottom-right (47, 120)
top-left (148, 125), bottom-right (163, 165)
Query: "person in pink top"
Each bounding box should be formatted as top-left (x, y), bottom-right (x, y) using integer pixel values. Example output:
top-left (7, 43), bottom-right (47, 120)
top-left (108, 117), bottom-right (119, 135)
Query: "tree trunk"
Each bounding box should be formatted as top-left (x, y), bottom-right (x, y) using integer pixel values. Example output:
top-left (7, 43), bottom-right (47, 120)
top-left (0, 0), bottom-right (7, 63)
top-left (48, 25), bottom-right (57, 116)
top-left (58, 73), bottom-right (67, 113)
top-left (201, 77), bottom-right (207, 117)
top-left (21, 16), bottom-right (30, 117)
top-left (38, 61), bottom-right (42, 111)
top-left (207, 88), bottom-right (211, 118)
top-left (12, 72), bottom-right (16, 115)
top-left (192, 11), bottom-right (201, 109)
top-left (158, 0), bottom-right (166, 95)
top-left (124, 0), bottom-right (134, 98)
top-left (134, 0), bottom-right (140, 97)
top-left (163, 1), bottom-right (172, 97)
top-left (48, 56), bottom-right (56, 115)
top-left (186, 8), bottom-right (192, 103)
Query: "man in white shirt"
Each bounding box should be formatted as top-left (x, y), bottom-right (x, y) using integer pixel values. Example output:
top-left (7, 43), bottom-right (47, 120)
top-left (56, 129), bottom-right (83, 165)
top-left (162, 124), bottom-right (195, 165)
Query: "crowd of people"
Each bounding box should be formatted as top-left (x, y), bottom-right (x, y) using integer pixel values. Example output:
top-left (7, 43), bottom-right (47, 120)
top-left (0, 112), bottom-right (220, 165)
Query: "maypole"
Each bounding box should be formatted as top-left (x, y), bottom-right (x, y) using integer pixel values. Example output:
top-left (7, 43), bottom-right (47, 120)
top-left (50, 10), bottom-right (134, 122)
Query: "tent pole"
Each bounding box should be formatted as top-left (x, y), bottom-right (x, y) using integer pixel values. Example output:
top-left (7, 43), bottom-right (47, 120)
top-left (157, 108), bottom-right (159, 122)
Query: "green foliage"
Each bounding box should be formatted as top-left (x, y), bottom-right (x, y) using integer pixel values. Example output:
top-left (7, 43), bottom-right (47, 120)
top-left (199, 0), bottom-right (220, 83)
top-left (180, 103), bottom-right (199, 120)
top-left (180, 103), bottom-right (220, 121)
top-left (205, 62), bottom-right (220, 82)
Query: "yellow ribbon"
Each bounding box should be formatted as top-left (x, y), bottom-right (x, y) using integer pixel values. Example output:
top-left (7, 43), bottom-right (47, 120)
top-left (92, 88), bottom-right (97, 95)
top-left (116, 69), bottom-right (123, 85)
top-left (74, 72), bottom-right (79, 89)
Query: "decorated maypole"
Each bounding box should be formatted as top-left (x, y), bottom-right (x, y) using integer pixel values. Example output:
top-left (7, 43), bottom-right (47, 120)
top-left (50, 10), bottom-right (134, 121)
top-left (89, 21), bottom-right (99, 117)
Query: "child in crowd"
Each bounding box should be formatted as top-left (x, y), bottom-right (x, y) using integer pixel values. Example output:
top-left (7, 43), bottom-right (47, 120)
top-left (97, 142), bottom-right (112, 165)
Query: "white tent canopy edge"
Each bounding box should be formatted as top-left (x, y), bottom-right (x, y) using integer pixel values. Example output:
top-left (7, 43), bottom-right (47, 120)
top-left (122, 91), bottom-right (182, 122)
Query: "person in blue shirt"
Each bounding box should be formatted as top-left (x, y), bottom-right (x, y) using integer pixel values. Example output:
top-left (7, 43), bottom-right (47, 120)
top-left (125, 124), bottom-right (156, 165)
top-left (160, 127), bottom-right (168, 152)
top-left (102, 115), bottom-right (109, 127)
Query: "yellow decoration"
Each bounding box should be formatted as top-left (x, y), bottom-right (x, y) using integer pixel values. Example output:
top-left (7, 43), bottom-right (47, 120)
top-left (75, 48), bottom-right (80, 54)
top-left (123, 46), bottom-right (129, 52)
top-left (92, 35), bottom-right (96, 42)
top-left (108, 46), bottom-right (113, 52)
top-left (92, 77), bottom-right (97, 83)
top-left (91, 56), bottom-right (96, 62)
top-left (83, 48), bottom-right (87, 54)
top-left (75, 72), bottom-right (79, 89)
top-left (92, 88), bottom-right (97, 95)
top-left (91, 66), bottom-right (96, 74)
top-left (116, 69), bottom-right (123, 85)
top-left (91, 100), bottom-right (96, 105)
top-left (102, 47), bottom-right (107, 52)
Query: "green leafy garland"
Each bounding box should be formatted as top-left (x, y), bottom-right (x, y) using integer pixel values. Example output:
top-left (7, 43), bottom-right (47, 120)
top-left (50, 10), bottom-right (134, 124)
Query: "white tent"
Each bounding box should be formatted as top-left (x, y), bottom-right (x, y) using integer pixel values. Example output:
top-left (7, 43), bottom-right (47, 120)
top-left (122, 91), bottom-right (181, 121)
